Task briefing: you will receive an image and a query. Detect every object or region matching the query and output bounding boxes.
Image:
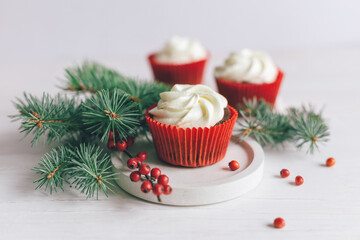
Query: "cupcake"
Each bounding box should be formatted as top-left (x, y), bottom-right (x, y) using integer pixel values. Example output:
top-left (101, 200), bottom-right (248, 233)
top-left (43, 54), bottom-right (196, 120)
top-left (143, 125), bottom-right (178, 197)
top-left (215, 49), bottom-right (284, 107)
top-left (145, 84), bottom-right (238, 167)
top-left (148, 36), bottom-right (209, 85)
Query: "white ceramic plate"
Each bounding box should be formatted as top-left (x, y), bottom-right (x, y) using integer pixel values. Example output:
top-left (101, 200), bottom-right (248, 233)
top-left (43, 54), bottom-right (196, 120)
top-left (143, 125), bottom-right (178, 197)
top-left (111, 137), bottom-right (264, 206)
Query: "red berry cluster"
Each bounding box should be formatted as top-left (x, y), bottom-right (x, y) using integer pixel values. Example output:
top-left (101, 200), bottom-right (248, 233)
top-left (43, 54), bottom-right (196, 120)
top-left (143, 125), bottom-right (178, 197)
top-left (128, 152), bottom-right (172, 201)
top-left (106, 130), bottom-right (172, 202)
top-left (107, 130), bottom-right (134, 151)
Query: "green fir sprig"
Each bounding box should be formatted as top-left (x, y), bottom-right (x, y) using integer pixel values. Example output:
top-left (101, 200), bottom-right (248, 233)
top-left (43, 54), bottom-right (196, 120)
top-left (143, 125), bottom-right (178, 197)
top-left (82, 89), bottom-right (140, 143)
top-left (236, 99), bottom-right (330, 153)
top-left (32, 144), bottom-right (116, 199)
top-left (33, 146), bottom-right (71, 194)
top-left (67, 144), bottom-right (117, 199)
top-left (63, 61), bottom-right (126, 93)
top-left (63, 61), bottom-right (171, 111)
top-left (10, 93), bottom-right (82, 146)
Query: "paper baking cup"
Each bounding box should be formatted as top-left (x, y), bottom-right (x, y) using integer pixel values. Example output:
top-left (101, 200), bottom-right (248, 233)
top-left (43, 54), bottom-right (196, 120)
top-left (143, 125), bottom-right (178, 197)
top-left (148, 53), bottom-right (209, 85)
top-left (216, 70), bottom-right (284, 108)
top-left (145, 104), bottom-right (238, 167)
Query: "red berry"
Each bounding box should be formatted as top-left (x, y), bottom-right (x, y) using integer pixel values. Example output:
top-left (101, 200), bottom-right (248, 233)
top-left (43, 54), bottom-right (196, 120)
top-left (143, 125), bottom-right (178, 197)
top-left (295, 176), bottom-right (304, 185)
top-left (152, 184), bottom-right (164, 196)
top-left (151, 168), bottom-right (161, 179)
top-left (280, 169), bottom-right (290, 178)
top-left (139, 164), bottom-right (151, 175)
top-left (127, 158), bottom-right (138, 169)
top-left (326, 157), bottom-right (335, 167)
top-left (229, 160), bottom-right (240, 171)
top-left (141, 181), bottom-right (152, 193)
top-left (107, 140), bottom-right (116, 150)
top-left (130, 171), bottom-right (141, 182)
top-left (126, 137), bottom-right (134, 148)
top-left (108, 130), bottom-right (114, 141)
top-left (116, 140), bottom-right (127, 151)
top-left (137, 152), bottom-right (147, 162)
top-left (163, 185), bottom-right (172, 195)
top-left (273, 217), bottom-right (285, 228)
top-left (158, 175), bottom-right (169, 185)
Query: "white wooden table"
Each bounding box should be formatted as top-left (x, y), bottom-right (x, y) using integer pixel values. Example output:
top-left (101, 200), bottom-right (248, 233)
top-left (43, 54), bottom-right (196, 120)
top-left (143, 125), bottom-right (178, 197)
top-left (1, 47), bottom-right (359, 239)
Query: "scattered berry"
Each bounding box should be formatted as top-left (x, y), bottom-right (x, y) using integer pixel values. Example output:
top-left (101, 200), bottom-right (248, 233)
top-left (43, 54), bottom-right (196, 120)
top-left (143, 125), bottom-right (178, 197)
top-left (107, 140), bottom-right (116, 150)
top-left (273, 217), bottom-right (285, 228)
top-left (158, 175), bottom-right (169, 185)
top-left (116, 140), bottom-right (127, 151)
top-left (130, 171), bottom-right (141, 182)
top-left (326, 157), bottom-right (336, 167)
top-left (152, 184), bottom-right (164, 196)
top-left (127, 158), bottom-right (138, 169)
top-left (295, 176), bottom-right (304, 185)
top-left (229, 160), bottom-right (240, 171)
top-left (163, 185), bottom-right (172, 195)
top-left (126, 137), bottom-right (134, 148)
top-left (141, 181), bottom-right (152, 193)
top-left (151, 168), bottom-right (161, 179)
top-left (137, 152), bottom-right (147, 162)
top-left (139, 164), bottom-right (151, 175)
top-left (280, 169), bottom-right (290, 178)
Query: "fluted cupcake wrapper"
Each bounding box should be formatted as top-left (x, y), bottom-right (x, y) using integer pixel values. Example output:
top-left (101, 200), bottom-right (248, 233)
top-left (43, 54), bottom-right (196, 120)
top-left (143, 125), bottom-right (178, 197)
top-left (145, 104), bottom-right (238, 167)
top-left (216, 70), bottom-right (284, 108)
top-left (148, 53), bottom-right (209, 85)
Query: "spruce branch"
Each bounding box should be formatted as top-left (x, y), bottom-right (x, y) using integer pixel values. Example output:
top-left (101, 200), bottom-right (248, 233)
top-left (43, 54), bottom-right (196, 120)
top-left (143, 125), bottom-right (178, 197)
top-left (33, 144), bottom-right (118, 199)
top-left (236, 99), bottom-right (330, 153)
top-left (63, 61), bottom-right (126, 93)
top-left (10, 93), bottom-right (82, 146)
top-left (63, 61), bottom-right (171, 111)
top-left (32, 146), bottom-right (71, 194)
top-left (82, 89), bottom-right (141, 143)
top-left (67, 144), bottom-right (118, 199)
top-left (288, 105), bottom-right (330, 153)
top-left (237, 110), bottom-right (292, 147)
top-left (116, 79), bottom-right (171, 111)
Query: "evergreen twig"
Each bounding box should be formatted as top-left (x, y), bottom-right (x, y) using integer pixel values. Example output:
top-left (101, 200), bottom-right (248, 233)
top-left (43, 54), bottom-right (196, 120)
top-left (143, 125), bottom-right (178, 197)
top-left (33, 144), bottom-right (117, 199)
top-left (236, 99), bottom-right (330, 153)
top-left (82, 89), bottom-right (141, 143)
top-left (67, 144), bottom-right (118, 199)
top-left (10, 93), bottom-right (82, 146)
top-left (63, 61), bottom-right (126, 93)
top-left (33, 146), bottom-right (71, 194)
top-left (63, 61), bottom-right (171, 111)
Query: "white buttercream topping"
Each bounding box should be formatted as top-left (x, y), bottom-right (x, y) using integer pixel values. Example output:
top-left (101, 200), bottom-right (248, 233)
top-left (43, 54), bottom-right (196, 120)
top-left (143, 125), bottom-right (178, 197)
top-left (215, 49), bottom-right (278, 84)
top-left (155, 36), bottom-right (207, 64)
top-left (149, 84), bottom-right (228, 128)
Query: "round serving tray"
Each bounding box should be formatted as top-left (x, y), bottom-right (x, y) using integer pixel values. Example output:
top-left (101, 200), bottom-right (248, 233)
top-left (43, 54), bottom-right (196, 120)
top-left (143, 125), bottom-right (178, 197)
top-left (111, 137), bottom-right (264, 206)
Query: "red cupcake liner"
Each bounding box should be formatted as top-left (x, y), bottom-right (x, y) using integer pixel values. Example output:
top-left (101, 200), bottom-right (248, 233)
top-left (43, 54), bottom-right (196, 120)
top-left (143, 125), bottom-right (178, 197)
top-left (145, 104), bottom-right (238, 167)
top-left (216, 70), bottom-right (284, 108)
top-left (148, 53), bottom-right (209, 85)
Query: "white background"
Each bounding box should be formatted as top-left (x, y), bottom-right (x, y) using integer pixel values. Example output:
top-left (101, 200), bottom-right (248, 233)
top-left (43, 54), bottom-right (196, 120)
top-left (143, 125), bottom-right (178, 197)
top-left (1, 0), bottom-right (360, 239)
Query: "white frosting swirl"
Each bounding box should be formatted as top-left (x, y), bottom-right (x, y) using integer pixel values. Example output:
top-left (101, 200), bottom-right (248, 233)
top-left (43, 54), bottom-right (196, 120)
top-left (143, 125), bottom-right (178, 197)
top-left (155, 36), bottom-right (207, 64)
top-left (149, 84), bottom-right (228, 128)
top-left (215, 49), bottom-right (278, 84)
